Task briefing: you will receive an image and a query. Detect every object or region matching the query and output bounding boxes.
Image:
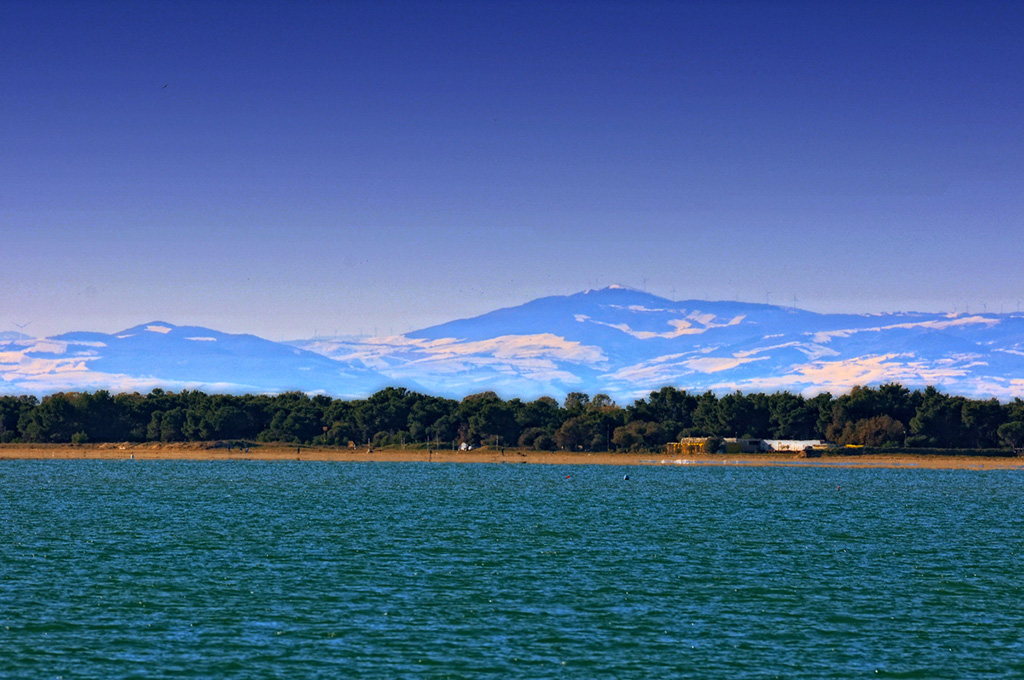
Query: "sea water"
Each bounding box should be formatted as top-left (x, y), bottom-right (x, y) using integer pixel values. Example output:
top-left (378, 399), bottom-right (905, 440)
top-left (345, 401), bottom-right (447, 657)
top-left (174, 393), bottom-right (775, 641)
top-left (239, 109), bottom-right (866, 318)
top-left (1, 460), bottom-right (1022, 678)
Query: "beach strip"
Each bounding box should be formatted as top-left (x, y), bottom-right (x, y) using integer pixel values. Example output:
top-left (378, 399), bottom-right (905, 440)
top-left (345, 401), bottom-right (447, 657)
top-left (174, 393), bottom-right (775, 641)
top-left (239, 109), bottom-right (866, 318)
top-left (2, 444), bottom-right (1023, 470)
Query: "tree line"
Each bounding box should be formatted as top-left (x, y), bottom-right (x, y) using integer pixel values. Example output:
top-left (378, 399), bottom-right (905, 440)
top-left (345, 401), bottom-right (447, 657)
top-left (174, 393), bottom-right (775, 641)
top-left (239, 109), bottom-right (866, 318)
top-left (2, 384), bottom-right (1024, 451)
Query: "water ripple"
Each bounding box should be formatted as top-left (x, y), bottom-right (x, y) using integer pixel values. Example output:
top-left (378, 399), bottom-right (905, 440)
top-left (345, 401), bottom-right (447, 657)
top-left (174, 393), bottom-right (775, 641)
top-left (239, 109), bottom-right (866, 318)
top-left (2, 462), bottom-right (1023, 678)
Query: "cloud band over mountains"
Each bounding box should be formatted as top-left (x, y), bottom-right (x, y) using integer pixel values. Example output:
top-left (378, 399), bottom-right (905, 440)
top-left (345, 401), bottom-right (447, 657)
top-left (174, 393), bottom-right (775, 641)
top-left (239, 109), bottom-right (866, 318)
top-left (3, 288), bottom-right (1023, 401)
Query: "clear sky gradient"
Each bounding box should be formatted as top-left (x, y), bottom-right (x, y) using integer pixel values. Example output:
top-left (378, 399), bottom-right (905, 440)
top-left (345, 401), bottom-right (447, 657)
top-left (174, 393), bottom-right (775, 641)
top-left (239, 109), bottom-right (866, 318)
top-left (3, 0), bottom-right (1023, 339)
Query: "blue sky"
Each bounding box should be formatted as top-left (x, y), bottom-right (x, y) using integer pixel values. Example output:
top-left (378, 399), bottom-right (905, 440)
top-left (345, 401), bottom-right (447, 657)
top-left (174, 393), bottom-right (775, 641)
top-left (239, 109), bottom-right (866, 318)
top-left (3, 0), bottom-right (1023, 339)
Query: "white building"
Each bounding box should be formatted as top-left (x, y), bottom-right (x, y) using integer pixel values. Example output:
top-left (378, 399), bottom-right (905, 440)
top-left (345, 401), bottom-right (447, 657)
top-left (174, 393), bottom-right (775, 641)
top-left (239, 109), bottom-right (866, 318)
top-left (762, 439), bottom-right (826, 452)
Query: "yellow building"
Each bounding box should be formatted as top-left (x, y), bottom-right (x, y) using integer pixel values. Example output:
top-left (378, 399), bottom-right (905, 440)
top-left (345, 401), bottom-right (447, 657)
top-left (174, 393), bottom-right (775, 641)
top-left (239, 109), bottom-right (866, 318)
top-left (666, 437), bottom-right (710, 455)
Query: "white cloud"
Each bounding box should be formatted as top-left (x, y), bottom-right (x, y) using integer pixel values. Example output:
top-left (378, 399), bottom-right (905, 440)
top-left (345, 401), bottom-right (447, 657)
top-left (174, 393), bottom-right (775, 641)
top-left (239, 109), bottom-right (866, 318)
top-left (605, 304), bottom-right (677, 313)
top-left (27, 340), bottom-right (69, 355)
top-left (599, 348), bottom-right (1024, 401)
top-left (602, 351), bottom-right (766, 384)
top-left (310, 333), bottom-right (605, 366)
top-left (300, 333), bottom-right (604, 384)
top-left (706, 353), bottom-right (1019, 399)
top-left (422, 334), bottom-right (606, 363)
top-left (0, 343), bottom-right (281, 395)
top-left (684, 356), bottom-right (764, 373)
top-left (581, 313), bottom-right (746, 339)
top-left (810, 315), bottom-right (999, 344)
top-left (10, 338), bottom-right (105, 359)
top-left (145, 325), bottom-right (173, 334)
top-left (734, 340), bottom-right (839, 361)
top-left (790, 353), bottom-right (971, 388)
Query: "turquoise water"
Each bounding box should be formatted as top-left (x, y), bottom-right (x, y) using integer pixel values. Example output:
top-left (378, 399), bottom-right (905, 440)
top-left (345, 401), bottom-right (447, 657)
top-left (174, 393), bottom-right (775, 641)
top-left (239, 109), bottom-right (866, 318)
top-left (2, 461), bottom-right (1023, 678)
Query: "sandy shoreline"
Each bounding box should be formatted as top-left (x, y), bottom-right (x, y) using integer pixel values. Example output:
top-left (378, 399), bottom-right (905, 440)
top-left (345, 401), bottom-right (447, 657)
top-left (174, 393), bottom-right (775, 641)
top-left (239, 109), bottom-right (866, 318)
top-left (1, 443), bottom-right (1022, 470)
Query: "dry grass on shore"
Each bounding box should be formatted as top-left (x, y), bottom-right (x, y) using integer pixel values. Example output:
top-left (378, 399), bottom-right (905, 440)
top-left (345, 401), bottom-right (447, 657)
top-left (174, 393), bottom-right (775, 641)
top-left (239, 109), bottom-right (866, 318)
top-left (1, 442), bottom-right (1022, 470)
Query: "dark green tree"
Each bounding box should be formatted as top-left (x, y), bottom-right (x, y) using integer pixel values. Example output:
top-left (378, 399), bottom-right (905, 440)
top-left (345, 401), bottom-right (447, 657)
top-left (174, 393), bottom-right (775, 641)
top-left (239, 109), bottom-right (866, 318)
top-left (554, 416), bottom-right (589, 451)
top-left (997, 421), bottom-right (1024, 451)
top-left (563, 392), bottom-right (590, 417)
top-left (629, 387), bottom-right (696, 439)
top-left (961, 399), bottom-right (1005, 448)
top-left (515, 396), bottom-right (563, 431)
top-left (908, 387), bottom-right (966, 448)
top-left (0, 395), bottom-right (37, 442)
top-left (768, 392), bottom-right (817, 439)
top-left (690, 391), bottom-right (722, 436)
top-left (612, 420), bottom-right (669, 452)
top-left (20, 393), bottom-right (79, 443)
top-left (469, 400), bottom-right (520, 447)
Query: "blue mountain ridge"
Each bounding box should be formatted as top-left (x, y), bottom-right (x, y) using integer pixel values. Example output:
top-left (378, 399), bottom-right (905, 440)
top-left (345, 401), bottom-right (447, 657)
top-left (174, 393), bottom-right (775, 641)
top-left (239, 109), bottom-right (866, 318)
top-left (339, 286), bottom-right (1024, 400)
top-left (4, 322), bottom-right (390, 397)
top-left (2, 287), bottom-right (1023, 401)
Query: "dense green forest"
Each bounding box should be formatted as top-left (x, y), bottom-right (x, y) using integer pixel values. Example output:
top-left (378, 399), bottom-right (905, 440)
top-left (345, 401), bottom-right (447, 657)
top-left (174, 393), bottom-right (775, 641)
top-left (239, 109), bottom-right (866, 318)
top-left (2, 384), bottom-right (1024, 451)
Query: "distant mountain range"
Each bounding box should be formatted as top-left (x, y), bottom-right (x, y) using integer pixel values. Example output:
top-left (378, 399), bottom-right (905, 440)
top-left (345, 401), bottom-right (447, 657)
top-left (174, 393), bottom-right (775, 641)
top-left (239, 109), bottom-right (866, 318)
top-left (0, 322), bottom-right (387, 398)
top-left (3, 286), bottom-right (1024, 401)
